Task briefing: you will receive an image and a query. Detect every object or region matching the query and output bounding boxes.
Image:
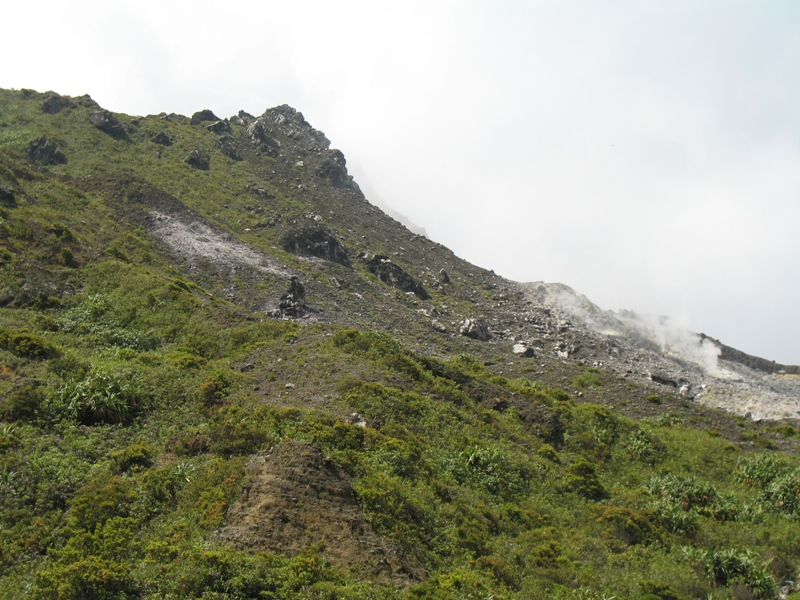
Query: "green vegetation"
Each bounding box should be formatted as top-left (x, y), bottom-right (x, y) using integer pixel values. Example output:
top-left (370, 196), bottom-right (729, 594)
top-left (0, 88), bottom-right (799, 599)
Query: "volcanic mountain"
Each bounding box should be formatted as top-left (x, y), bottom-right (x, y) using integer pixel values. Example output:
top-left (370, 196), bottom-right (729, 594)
top-left (1, 88), bottom-right (799, 598)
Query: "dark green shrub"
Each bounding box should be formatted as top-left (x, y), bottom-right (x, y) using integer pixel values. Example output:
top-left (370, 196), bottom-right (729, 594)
top-left (0, 330), bottom-right (60, 359)
top-left (198, 368), bottom-right (236, 407)
top-left (109, 443), bottom-right (153, 473)
top-left (565, 458), bottom-right (607, 500)
top-left (69, 476), bottom-right (133, 532)
top-left (2, 383), bottom-right (46, 421)
top-left (32, 555), bottom-right (136, 600)
top-left (595, 505), bottom-right (656, 546)
top-left (638, 581), bottom-right (680, 600)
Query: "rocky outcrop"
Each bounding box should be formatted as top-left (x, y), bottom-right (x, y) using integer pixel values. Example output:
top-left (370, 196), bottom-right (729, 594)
top-left (218, 441), bottom-right (421, 586)
top-left (206, 120), bottom-right (232, 135)
top-left (245, 119), bottom-right (281, 156)
top-left (362, 254), bottom-right (429, 300)
top-left (260, 105), bottom-right (331, 151)
top-left (41, 92), bottom-right (74, 114)
top-left (190, 109), bottom-right (220, 125)
top-left (460, 318), bottom-right (490, 341)
top-left (279, 276), bottom-right (307, 317)
top-left (282, 225), bottom-right (352, 268)
top-left (89, 110), bottom-right (127, 138)
top-left (316, 149), bottom-right (357, 190)
top-left (27, 137), bottom-right (67, 166)
top-left (700, 333), bottom-right (800, 375)
top-left (186, 149), bottom-right (210, 170)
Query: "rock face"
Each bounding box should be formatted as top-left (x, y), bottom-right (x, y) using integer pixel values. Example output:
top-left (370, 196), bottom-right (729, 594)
top-left (316, 149), bottom-right (357, 190)
top-left (282, 226), bottom-right (352, 268)
top-left (460, 318), bottom-right (490, 341)
top-left (362, 254), bottom-right (429, 300)
top-left (218, 441), bottom-right (421, 586)
top-left (27, 137), bottom-right (67, 166)
top-left (89, 110), bottom-right (127, 138)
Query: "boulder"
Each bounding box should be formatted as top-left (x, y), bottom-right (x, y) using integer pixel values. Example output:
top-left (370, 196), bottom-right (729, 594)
top-left (282, 225), bottom-right (352, 268)
top-left (362, 254), bottom-right (429, 300)
top-left (279, 276), bottom-right (307, 317)
top-left (431, 319), bottom-right (447, 333)
top-left (206, 120), bottom-right (232, 135)
top-left (186, 149), bottom-right (210, 170)
top-left (89, 110), bottom-right (127, 138)
top-left (75, 94), bottom-right (99, 108)
top-left (190, 109), bottom-right (220, 125)
top-left (460, 318), bottom-right (490, 341)
top-left (229, 110), bottom-right (255, 126)
top-left (513, 342), bottom-right (535, 357)
top-left (41, 93), bottom-right (74, 114)
top-left (150, 131), bottom-right (172, 146)
top-left (0, 185), bottom-right (16, 207)
top-left (27, 137), bottom-right (67, 166)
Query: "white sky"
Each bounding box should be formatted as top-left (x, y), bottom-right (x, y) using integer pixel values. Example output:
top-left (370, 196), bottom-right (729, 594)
top-left (3, 1), bottom-right (799, 363)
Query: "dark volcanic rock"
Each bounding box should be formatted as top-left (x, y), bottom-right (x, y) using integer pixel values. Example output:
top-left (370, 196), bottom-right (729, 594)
top-left (41, 93), bottom-right (75, 114)
top-left (282, 226), bottom-right (352, 268)
top-left (261, 105), bottom-right (331, 150)
top-left (216, 135), bottom-right (242, 161)
top-left (362, 253), bottom-right (429, 300)
top-left (190, 109), bottom-right (219, 125)
top-left (150, 131), bottom-right (172, 146)
top-left (186, 149), bottom-right (210, 170)
top-left (75, 94), bottom-right (99, 108)
top-left (0, 185), bottom-right (16, 207)
top-left (206, 120), bottom-right (232, 135)
top-left (230, 110), bottom-right (254, 126)
top-left (89, 110), bottom-right (127, 138)
top-left (316, 149), bottom-right (355, 189)
top-left (27, 137), bottom-right (67, 166)
top-left (245, 119), bottom-right (281, 156)
top-left (460, 318), bottom-right (490, 341)
top-left (279, 276), bottom-right (307, 317)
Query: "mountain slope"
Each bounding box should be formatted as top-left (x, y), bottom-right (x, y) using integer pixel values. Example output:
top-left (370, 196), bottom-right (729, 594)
top-left (1, 88), bottom-right (800, 599)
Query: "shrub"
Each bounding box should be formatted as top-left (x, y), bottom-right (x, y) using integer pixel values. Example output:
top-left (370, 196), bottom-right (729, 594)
top-left (735, 454), bottom-right (791, 489)
top-left (760, 471), bottom-right (800, 517)
top-left (59, 368), bottom-right (141, 425)
top-left (571, 369), bottom-right (604, 389)
top-left (0, 330), bottom-right (60, 359)
top-left (109, 443), bottom-right (153, 473)
top-left (565, 458), bottom-right (607, 500)
top-left (2, 383), bottom-right (46, 421)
